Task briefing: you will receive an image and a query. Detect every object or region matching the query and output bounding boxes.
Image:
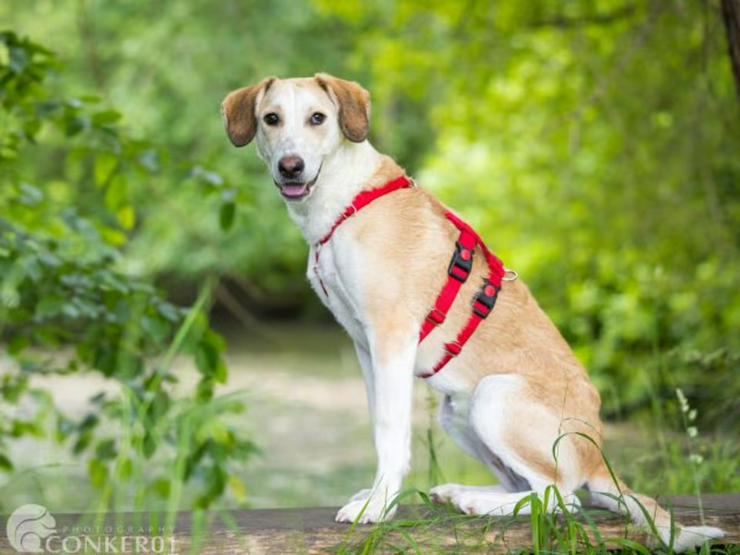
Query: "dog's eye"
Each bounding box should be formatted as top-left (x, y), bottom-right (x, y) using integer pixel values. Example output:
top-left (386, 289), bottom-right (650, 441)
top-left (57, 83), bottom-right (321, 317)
top-left (263, 113), bottom-right (280, 126)
top-left (309, 112), bottom-right (326, 126)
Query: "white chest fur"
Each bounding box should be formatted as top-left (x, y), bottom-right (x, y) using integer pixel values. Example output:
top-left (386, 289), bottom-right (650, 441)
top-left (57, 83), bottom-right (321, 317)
top-left (307, 241), bottom-right (368, 347)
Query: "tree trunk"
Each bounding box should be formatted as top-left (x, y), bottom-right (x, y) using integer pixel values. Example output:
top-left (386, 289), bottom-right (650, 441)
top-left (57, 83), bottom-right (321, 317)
top-left (721, 0), bottom-right (740, 99)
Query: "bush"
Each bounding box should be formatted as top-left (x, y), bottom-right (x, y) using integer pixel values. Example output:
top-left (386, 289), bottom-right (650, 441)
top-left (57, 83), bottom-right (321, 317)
top-left (0, 31), bottom-right (254, 511)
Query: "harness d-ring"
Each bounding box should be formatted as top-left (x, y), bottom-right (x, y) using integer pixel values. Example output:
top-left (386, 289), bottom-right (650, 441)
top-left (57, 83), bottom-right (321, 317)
top-left (503, 269), bottom-right (519, 282)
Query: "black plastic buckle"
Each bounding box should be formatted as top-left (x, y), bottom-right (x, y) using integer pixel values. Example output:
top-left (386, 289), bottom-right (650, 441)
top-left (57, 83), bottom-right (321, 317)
top-left (447, 242), bottom-right (473, 282)
top-left (473, 281), bottom-right (499, 318)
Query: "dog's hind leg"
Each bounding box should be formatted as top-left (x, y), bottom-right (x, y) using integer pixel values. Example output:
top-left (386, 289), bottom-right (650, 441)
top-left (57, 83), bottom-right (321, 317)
top-left (429, 395), bottom-right (504, 503)
top-left (432, 374), bottom-right (583, 516)
top-left (430, 393), bottom-right (526, 503)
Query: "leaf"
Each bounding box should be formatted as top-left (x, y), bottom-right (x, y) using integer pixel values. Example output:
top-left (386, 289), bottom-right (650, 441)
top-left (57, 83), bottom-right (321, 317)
top-left (94, 153), bottom-right (118, 187)
top-left (95, 438), bottom-right (117, 460)
top-left (88, 458), bottom-right (108, 488)
top-left (229, 475), bottom-right (247, 502)
top-left (8, 335), bottom-right (30, 355)
top-left (195, 341), bottom-right (219, 378)
top-left (152, 478), bottom-right (171, 498)
top-left (117, 206), bottom-right (136, 230)
top-left (0, 454), bottom-right (13, 472)
top-left (73, 432), bottom-right (92, 455)
top-left (92, 109), bottom-right (122, 126)
top-left (118, 458), bottom-right (133, 480)
top-left (8, 46), bottom-right (29, 73)
top-left (104, 174), bottom-right (129, 212)
top-left (219, 200), bottom-right (236, 231)
top-left (141, 315), bottom-right (170, 343)
top-left (142, 432), bottom-right (157, 458)
top-left (64, 116), bottom-right (89, 136)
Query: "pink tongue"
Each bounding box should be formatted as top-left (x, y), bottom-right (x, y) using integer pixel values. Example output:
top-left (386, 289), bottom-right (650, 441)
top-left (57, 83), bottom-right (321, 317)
top-left (282, 183), bottom-right (308, 197)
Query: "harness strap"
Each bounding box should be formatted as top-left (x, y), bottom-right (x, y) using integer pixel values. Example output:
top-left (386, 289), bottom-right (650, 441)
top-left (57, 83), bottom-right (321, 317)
top-left (318, 175), bottom-right (414, 246)
top-left (419, 277), bottom-right (501, 378)
top-left (314, 175), bottom-right (507, 379)
top-left (418, 211), bottom-right (506, 378)
top-left (418, 227), bottom-right (477, 341)
top-left (314, 175), bottom-right (413, 296)
top-left (419, 211), bottom-right (505, 343)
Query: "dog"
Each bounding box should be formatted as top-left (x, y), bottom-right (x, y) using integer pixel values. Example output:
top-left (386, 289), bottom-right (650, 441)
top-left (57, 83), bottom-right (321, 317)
top-left (221, 74), bottom-right (724, 551)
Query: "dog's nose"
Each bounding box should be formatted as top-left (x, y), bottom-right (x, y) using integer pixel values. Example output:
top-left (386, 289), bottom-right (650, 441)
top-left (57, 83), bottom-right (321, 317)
top-left (278, 155), bottom-right (305, 179)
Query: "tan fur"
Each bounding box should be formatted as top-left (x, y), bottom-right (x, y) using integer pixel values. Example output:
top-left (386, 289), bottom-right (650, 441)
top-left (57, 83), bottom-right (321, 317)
top-left (315, 73), bottom-right (371, 143)
top-left (222, 77), bottom-right (275, 147)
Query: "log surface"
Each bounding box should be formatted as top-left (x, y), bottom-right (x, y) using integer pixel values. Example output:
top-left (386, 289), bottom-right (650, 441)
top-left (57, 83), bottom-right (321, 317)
top-left (0, 494), bottom-right (738, 554)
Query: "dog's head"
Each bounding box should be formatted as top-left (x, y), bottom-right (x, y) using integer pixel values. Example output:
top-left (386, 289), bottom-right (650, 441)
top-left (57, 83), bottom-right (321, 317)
top-left (222, 74), bottom-right (370, 201)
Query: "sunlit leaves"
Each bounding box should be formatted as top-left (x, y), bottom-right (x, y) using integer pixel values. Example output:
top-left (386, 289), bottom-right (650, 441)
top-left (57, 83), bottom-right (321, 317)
top-left (0, 33), bottom-right (253, 510)
top-left (315, 0), bottom-right (740, 426)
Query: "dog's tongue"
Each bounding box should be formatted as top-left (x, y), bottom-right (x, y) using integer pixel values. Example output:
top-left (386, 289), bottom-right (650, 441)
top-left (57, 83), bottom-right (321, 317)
top-left (281, 183), bottom-right (308, 198)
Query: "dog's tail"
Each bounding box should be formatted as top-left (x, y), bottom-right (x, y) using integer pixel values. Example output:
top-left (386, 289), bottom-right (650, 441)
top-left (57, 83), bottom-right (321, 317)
top-left (586, 465), bottom-right (724, 552)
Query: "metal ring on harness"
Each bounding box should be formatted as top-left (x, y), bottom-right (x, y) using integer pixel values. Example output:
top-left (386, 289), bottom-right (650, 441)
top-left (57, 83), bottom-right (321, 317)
top-left (503, 269), bottom-right (519, 282)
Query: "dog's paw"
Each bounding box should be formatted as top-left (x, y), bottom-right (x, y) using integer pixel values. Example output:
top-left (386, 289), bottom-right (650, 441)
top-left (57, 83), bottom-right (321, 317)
top-left (429, 484), bottom-right (460, 504)
top-left (429, 484), bottom-right (506, 505)
top-left (335, 496), bottom-right (397, 524)
top-left (348, 488), bottom-right (372, 503)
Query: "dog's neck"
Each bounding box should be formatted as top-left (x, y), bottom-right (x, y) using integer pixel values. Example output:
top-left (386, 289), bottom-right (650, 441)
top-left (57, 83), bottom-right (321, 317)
top-left (285, 141), bottom-right (403, 245)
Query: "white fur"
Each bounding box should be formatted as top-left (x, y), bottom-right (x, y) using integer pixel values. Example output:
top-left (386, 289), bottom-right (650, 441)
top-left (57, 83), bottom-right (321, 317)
top-left (253, 78), bottom-right (413, 523)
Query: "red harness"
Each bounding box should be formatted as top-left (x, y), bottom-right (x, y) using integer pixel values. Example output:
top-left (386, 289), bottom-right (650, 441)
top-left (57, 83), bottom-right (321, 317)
top-left (315, 175), bottom-right (505, 378)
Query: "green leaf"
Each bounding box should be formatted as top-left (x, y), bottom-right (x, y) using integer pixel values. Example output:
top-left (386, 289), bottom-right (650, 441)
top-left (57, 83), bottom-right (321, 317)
top-left (64, 116), bottom-right (89, 136)
top-left (219, 200), bottom-right (236, 231)
top-left (152, 477), bottom-right (171, 498)
top-left (0, 454), bottom-right (13, 472)
top-left (195, 340), bottom-right (219, 378)
top-left (117, 206), bottom-right (136, 230)
top-left (94, 153), bottom-right (118, 187)
top-left (118, 458), bottom-right (133, 480)
top-left (95, 439), bottom-right (117, 460)
top-left (92, 109), bottom-right (122, 126)
top-left (73, 432), bottom-right (92, 454)
top-left (229, 475), bottom-right (247, 502)
top-left (8, 46), bottom-right (29, 73)
top-left (8, 335), bottom-right (30, 355)
top-left (88, 458), bottom-right (107, 488)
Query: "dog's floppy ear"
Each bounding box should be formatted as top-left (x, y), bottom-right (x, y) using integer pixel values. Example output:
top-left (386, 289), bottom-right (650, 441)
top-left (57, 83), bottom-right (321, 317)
top-left (221, 77), bottom-right (276, 147)
top-left (315, 73), bottom-right (370, 143)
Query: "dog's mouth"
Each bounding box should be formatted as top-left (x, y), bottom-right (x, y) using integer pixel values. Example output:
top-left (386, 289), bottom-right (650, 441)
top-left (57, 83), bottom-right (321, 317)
top-left (275, 164), bottom-right (322, 201)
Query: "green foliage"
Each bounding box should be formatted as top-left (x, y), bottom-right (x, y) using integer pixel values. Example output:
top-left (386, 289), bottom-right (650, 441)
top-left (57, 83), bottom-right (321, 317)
top-left (317, 0), bottom-right (740, 427)
top-left (4, 1), bottom-right (735, 427)
top-left (0, 31), bottom-right (254, 510)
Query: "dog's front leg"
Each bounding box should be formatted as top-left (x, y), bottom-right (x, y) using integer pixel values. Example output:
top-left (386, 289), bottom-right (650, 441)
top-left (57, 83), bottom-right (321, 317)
top-left (336, 328), bottom-right (416, 523)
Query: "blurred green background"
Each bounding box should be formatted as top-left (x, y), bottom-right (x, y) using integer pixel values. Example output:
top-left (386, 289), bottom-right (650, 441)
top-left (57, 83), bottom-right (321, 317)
top-left (1, 0), bottom-right (738, 514)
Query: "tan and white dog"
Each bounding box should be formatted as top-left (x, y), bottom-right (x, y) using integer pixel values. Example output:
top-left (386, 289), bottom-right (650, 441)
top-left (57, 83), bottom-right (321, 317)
top-left (222, 74), bottom-right (723, 551)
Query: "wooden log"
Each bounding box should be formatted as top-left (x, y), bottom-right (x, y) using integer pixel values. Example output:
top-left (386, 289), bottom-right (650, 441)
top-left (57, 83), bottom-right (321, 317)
top-left (1, 494), bottom-right (737, 554)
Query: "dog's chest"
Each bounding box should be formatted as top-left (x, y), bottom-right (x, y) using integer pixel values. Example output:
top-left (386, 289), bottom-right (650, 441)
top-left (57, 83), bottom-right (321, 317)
top-left (307, 243), bottom-right (366, 343)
